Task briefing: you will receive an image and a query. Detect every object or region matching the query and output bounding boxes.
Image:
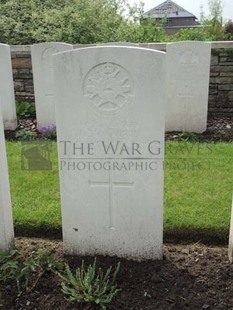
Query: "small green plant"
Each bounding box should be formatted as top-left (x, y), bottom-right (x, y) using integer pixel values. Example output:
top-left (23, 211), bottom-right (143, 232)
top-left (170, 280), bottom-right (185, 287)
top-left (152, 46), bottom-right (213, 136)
top-left (0, 250), bottom-right (37, 296)
top-left (27, 248), bottom-right (62, 293)
top-left (174, 131), bottom-right (198, 142)
top-left (59, 258), bottom-right (121, 310)
top-left (0, 248), bottom-right (61, 297)
top-left (39, 125), bottom-right (57, 140)
top-left (36, 248), bottom-right (62, 273)
top-left (16, 101), bottom-right (36, 118)
top-left (15, 129), bottom-right (37, 141)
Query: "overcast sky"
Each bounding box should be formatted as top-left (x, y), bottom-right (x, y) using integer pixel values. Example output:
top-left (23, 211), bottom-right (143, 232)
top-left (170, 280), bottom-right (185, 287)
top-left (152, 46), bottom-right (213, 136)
top-left (128, 0), bottom-right (233, 21)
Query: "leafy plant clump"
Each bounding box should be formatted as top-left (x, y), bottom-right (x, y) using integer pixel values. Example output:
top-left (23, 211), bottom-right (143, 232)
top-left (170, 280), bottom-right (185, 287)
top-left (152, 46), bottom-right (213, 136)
top-left (15, 128), bottom-right (37, 140)
top-left (59, 258), bottom-right (121, 310)
top-left (0, 0), bottom-right (228, 45)
top-left (173, 131), bottom-right (198, 142)
top-left (16, 101), bottom-right (36, 118)
top-left (39, 125), bottom-right (57, 140)
top-left (0, 248), bottom-right (62, 297)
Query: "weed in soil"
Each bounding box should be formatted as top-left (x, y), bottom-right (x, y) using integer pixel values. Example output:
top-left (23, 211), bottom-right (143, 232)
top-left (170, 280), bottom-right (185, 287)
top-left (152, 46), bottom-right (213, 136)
top-left (1, 239), bottom-right (233, 310)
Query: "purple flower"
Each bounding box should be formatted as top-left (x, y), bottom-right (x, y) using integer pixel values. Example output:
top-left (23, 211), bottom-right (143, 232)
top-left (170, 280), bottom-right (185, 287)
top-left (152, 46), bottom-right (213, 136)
top-left (39, 125), bottom-right (56, 134)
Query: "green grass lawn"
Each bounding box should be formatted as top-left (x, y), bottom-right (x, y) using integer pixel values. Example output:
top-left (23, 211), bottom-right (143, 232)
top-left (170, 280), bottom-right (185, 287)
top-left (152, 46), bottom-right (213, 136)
top-left (6, 142), bottom-right (61, 229)
top-left (164, 142), bottom-right (233, 239)
top-left (6, 141), bottom-right (233, 240)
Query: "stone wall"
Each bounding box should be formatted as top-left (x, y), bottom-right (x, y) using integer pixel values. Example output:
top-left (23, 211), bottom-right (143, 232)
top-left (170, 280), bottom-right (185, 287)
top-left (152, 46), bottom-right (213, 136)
top-left (10, 42), bottom-right (233, 118)
top-left (11, 45), bottom-right (34, 103)
top-left (209, 45), bottom-right (233, 117)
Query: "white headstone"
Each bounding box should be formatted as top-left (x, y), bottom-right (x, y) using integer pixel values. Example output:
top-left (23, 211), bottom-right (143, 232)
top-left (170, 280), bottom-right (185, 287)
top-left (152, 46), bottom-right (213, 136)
top-left (53, 46), bottom-right (166, 260)
top-left (31, 42), bottom-right (73, 129)
top-left (228, 195), bottom-right (233, 263)
top-left (166, 41), bottom-right (211, 133)
top-left (0, 44), bottom-right (17, 130)
top-left (0, 106), bottom-right (14, 252)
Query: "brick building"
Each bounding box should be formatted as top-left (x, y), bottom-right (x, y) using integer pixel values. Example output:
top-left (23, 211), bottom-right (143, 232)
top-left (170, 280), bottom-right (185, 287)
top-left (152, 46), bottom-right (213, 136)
top-left (143, 0), bottom-right (201, 35)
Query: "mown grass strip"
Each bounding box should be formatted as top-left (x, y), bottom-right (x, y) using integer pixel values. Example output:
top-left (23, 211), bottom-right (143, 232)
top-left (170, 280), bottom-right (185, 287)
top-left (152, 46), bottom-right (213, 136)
top-left (6, 141), bottom-right (233, 243)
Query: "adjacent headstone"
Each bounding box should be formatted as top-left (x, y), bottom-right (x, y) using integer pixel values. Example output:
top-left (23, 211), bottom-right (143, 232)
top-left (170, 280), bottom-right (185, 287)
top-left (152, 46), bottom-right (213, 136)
top-left (0, 105), bottom-right (14, 252)
top-left (228, 195), bottom-right (233, 263)
top-left (53, 46), bottom-right (166, 260)
top-left (31, 42), bottom-right (73, 129)
top-left (0, 44), bottom-right (17, 130)
top-left (100, 42), bottom-right (139, 46)
top-left (166, 41), bottom-right (211, 133)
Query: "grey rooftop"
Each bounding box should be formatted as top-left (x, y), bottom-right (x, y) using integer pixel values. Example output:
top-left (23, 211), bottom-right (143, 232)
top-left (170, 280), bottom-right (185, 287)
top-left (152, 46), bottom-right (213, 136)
top-left (143, 0), bottom-right (197, 19)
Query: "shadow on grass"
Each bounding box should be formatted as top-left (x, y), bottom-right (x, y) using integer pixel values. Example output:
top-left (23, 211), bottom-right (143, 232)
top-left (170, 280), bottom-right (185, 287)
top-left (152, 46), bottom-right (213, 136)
top-left (14, 225), bottom-right (229, 245)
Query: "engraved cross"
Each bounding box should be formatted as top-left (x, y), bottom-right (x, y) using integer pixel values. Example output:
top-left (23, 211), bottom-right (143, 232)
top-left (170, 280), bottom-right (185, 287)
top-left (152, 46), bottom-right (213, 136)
top-left (179, 83), bottom-right (195, 130)
top-left (89, 172), bottom-right (134, 229)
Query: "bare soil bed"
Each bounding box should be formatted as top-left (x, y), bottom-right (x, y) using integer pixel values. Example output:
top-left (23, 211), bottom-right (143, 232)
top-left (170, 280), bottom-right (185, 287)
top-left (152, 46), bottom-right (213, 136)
top-left (4, 117), bottom-right (233, 142)
top-left (1, 238), bottom-right (233, 310)
top-left (2, 118), bottom-right (233, 309)
top-left (165, 117), bottom-right (233, 142)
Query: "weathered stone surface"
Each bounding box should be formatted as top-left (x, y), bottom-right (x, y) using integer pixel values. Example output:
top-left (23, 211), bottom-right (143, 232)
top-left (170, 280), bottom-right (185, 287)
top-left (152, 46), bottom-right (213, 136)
top-left (0, 106), bottom-right (14, 252)
top-left (211, 65), bottom-right (233, 72)
top-left (0, 44), bottom-right (17, 130)
top-left (220, 57), bottom-right (228, 62)
top-left (211, 55), bottom-right (218, 65)
top-left (18, 69), bottom-right (31, 79)
top-left (219, 62), bottom-right (233, 66)
top-left (220, 77), bottom-right (233, 84)
top-left (166, 41), bottom-right (211, 133)
top-left (228, 91), bottom-right (233, 100)
top-left (219, 85), bottom-right (233, 91)
top-left (210, 78), bottom-right (221, 84)
top-left (31, 42), bottom-right (73, 129)
top-left (14, 81), bottom-right (25, 91)
top-left (209, 89), bottom-right (218, 95)
top-left (220, 72), bottom-right (233, 77)
top-left (8, 44), bottom-right (233, 119)
top-left (25, 85), bottom-right (34, 92)
top-left (15, 91), bottom-right (33, 97)
top-left (53, 46), bottom-right (166, 260)
top-left (12, 57), bottom-right (32, 69)
top-left (14, 51), bottom-right (31, 58)
top-left (210, 72), bottom-right (219, 77)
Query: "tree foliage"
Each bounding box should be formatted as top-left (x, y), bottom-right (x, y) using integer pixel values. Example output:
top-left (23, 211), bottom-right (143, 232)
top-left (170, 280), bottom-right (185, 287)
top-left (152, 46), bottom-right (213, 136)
top-left (200, 0), bottom-right (226, 40)
top-left (0, 0), bottom-right (228, 44)
top-left (171, 28), bottom-right (213, 42)
top-left (0, 0), bottom-right (147, 44)
top-left (225, 20), bottom-right (233, 39)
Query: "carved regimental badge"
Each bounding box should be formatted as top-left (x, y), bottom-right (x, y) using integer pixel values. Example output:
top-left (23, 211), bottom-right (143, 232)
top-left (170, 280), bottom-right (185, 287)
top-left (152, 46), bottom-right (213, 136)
top-left (178, 49), bottom-right (199, 65)
top-left (41, 47), bottom-right (59, 68)
top-left (83, 62), bottom-right (134, 111)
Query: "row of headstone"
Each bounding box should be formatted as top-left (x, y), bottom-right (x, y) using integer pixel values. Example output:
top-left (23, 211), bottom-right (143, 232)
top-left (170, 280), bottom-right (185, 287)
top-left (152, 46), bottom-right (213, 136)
top-left (1, 43), bottom-right (233, 262)
top-left (31, 41), bottom-right (211, 133)
top-left (1, 45), bottom-right (165, 260)
top-left (0, 41), bottom-right (211, 133)
top-left (0, 41), bottom-right (211, 134)
top-left (31, 43), bottom-right (73, 129)
top-left (50, 45), bottom-right (232, 260)
top-left (42, 44), bottom-right (233, 261)
top-left (0, 44), bottom-right (17, 130)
